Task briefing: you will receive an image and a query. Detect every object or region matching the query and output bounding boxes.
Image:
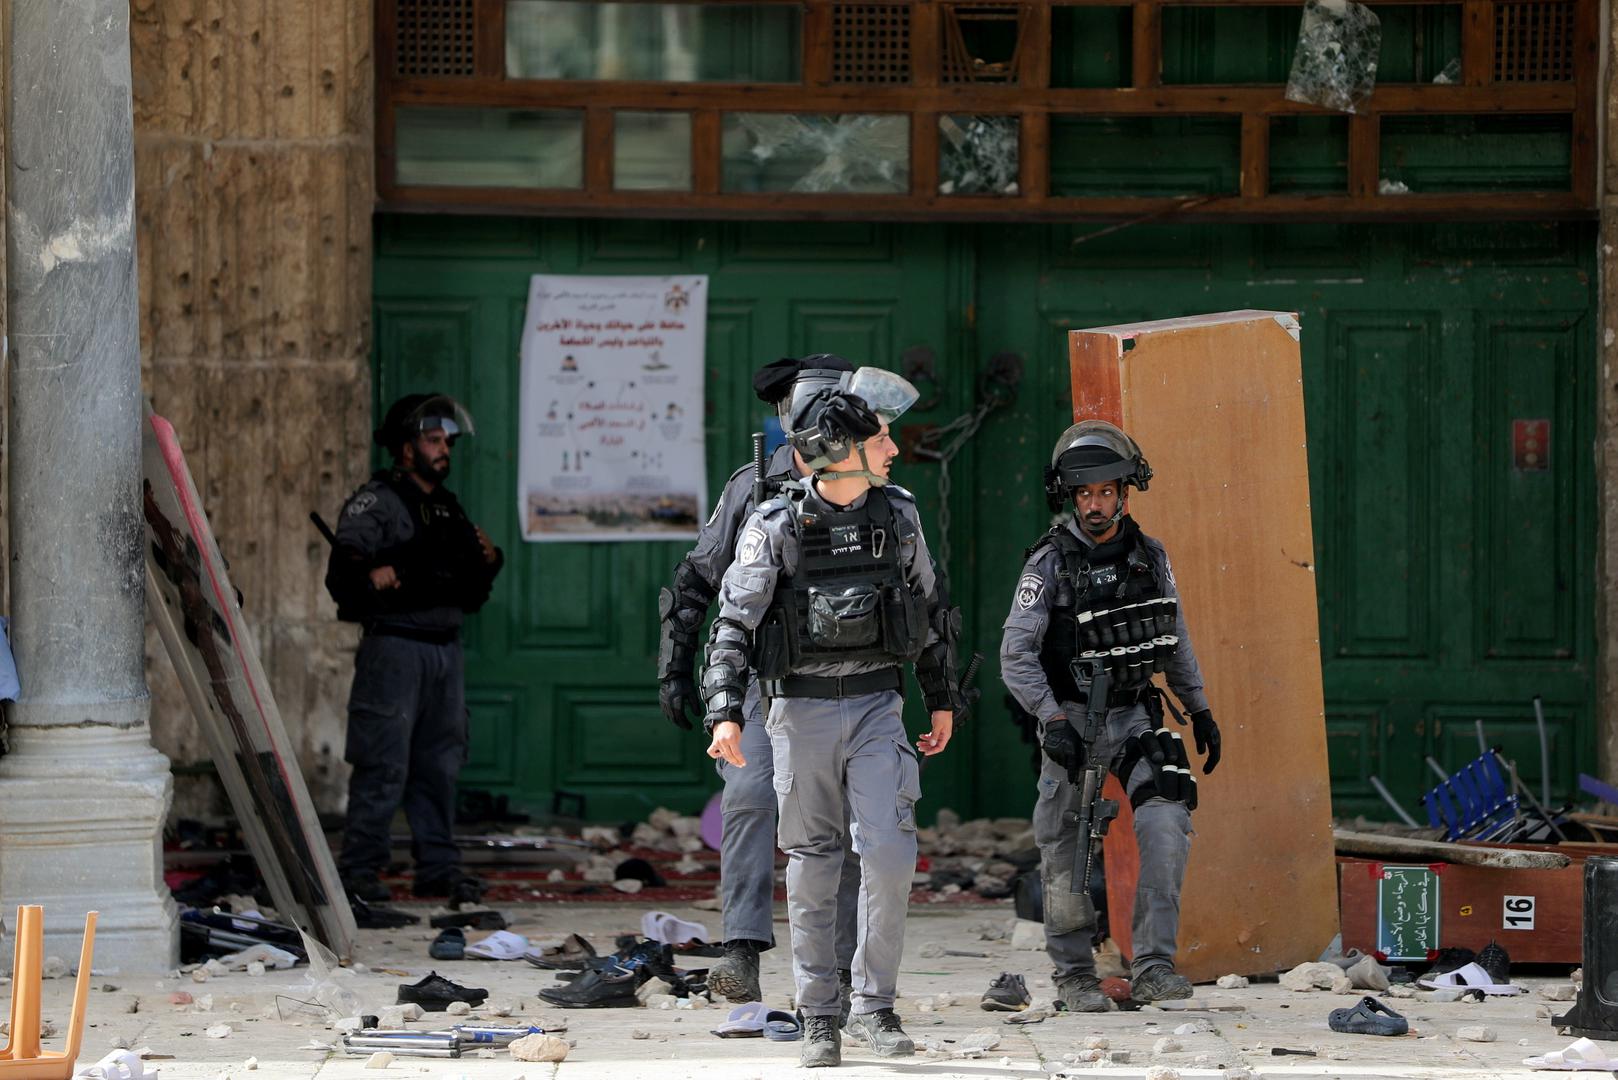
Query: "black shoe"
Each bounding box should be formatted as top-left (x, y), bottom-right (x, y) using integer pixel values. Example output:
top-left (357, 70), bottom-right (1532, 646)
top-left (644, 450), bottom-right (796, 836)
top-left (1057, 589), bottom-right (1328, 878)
top-left (341, 870), bottom-right (392, 904)
top-left (535, 966), bottom-right (638, 1009)
top-left (837, 967), bottom-right (854, 1028)
top-left (982, 972), bottom-right (1032, 1012)
top-left (397, 971), bottom-right (488, 1011)
top-left (844, 1008), bottom-right (914, 1057)
top-left (800, 1015), bottom-right (841, 1068)
top-left (349, 895), bottom-right (420, 930)
top-left (429, 909), bottom-right (508, 932)
top-left (1426, 946), bottom-right (1476, 976)
top-left (1131, 965), bottom-right (1193, 1002)
top-left (1055, 973), bottom-right (1113, 1012)
top-left (1475, 941), bottom-right (1511, 985)
top-left (707, 940), bottom-right (763, 1004)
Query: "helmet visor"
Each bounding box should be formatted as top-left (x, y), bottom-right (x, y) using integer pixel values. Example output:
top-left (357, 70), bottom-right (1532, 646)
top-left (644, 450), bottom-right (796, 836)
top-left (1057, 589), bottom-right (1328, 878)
top-left (406, 394), bottom-right (476, 441)
top-left (846, 368), bottom-right (919, 424)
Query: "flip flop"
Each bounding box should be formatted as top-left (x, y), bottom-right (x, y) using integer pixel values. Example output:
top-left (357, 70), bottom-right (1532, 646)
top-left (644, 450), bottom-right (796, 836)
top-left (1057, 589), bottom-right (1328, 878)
top-left (77, 1050), bottom-right (150, 1080)
top-left (1524, 1037), bottom-right (1618, 1070)
top-left (763, 1010), bottom-right (803, 1042)
top-left (710, 1001), bottom-right (770, 1038)
top-left (1327, 996), bottom-right (1409, 1036)
top-left (429, 927), bottom-right (466, 960)
top-left (465, 929), bottom-right (529, 960)
top-left (641, 911), bottom-right (710, 947)
top-left (1418, 962), bottom-right (1523, 995)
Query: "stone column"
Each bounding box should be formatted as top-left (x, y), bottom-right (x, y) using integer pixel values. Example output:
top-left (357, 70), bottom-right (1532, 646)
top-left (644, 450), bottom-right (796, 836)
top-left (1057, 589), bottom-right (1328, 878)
top-left (0, 0), bottom-right (177, 970)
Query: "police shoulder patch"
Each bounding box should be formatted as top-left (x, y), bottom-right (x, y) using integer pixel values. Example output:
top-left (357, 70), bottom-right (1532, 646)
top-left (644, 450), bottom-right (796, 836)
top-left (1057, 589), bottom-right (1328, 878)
top-left (344, 491), bottom-right (378, 518)
top-left (1016, 572), bottom-right (1047, 610)
top-left (737, 523), bottom-right (768, 565)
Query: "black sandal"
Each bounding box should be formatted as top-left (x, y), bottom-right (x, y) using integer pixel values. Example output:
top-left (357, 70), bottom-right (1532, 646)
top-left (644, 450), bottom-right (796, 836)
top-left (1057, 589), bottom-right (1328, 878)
top-left (1327, 996), bottom-right (1408, 1036)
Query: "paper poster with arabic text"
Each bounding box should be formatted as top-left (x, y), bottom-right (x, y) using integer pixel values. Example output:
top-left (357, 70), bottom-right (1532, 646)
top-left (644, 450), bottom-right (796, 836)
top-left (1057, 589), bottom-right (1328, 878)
top-left (518, 275), bottom-right (708, 542)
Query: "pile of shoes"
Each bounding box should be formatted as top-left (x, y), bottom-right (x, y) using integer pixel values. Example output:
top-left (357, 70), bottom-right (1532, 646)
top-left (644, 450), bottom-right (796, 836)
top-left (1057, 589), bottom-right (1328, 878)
top-left (533, 935), bottom-right (709, 1009)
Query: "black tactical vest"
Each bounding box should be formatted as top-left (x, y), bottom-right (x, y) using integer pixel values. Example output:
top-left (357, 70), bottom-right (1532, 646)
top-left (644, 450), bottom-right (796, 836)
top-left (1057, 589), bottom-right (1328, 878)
top-left (754, 487), bottom-right (928, 676)
top-left (330, 471), bottom-right (488, 622)
top-left (1033, 521), bottom-right (1178, 706)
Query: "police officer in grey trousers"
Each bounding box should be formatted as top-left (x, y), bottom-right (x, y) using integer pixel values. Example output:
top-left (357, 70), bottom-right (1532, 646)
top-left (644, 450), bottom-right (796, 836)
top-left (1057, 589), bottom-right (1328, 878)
top-left (999, 420), bottom-right (1220, 1009)
top-left (325, 393), bottom-right (504, 908)
top-left (701, 369), bottom-right (961, 1067)
top-left (656, 355), bottom-right (863, 1008)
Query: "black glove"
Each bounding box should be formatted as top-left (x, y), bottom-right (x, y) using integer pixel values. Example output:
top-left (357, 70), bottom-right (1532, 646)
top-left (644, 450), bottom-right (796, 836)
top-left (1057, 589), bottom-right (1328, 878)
top-left (658, 676), bottom-right (699, 731)
top-left (1191, 709), bottom-right (1221, 774)
top-left (1040, 718), bottom-right (1084, 773)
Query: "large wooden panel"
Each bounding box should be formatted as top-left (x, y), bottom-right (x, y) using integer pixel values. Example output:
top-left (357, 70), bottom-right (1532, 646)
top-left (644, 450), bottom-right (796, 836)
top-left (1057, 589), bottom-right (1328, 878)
top-left (1068, 310), bottom-right (1337, 981)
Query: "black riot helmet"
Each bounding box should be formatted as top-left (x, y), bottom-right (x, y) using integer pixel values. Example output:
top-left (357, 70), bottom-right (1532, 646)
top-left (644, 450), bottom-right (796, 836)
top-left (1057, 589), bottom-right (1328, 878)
top-left (1044, 420), bottom-right (1152, 514)
top-left (374, 392), bottom-right (476, 459)
top-left (786, 368), bottom-right (919, 486)
top-left (752, 354), bottom-right (857, 434)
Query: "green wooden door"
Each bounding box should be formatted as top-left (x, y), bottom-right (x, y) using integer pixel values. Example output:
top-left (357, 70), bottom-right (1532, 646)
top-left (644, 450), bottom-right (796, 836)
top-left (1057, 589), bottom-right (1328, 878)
top-left (374, 215), bottom-right (1598, 823)
top-left (371, 216), bottom-right (975, 822)
top-left (970, 220), bottom-right (1598, 819)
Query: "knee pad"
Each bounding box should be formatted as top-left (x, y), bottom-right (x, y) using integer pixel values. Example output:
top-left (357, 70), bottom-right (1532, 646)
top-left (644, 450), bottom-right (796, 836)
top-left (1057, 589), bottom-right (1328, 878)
top-left (1117, 730), bottom-right (1198, 812)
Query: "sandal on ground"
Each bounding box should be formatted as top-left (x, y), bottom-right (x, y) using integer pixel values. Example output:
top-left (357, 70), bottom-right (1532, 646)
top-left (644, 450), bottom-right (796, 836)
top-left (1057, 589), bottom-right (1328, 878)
top-left (1327, 996), bottom-right (1409, 1036)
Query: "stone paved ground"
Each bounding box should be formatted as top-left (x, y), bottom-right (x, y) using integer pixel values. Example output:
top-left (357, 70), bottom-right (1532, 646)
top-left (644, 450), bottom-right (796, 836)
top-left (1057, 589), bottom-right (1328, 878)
top-left (17, 901), bottom-right (1590, 1080)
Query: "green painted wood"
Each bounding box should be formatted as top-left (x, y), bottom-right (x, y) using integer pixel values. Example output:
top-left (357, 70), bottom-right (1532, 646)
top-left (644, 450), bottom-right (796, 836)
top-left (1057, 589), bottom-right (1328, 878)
top-left (373, 216), bottom-right (1598, 825)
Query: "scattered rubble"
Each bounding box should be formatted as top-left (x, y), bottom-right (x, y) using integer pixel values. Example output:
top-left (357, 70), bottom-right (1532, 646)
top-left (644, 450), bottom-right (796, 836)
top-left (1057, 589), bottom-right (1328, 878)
top-left (1457, 1026), bottom-right (1497, 1043)
top-left (1216, 974), bottom-right (1249, 989)
top-left (510, 1034), bottom-right (571, 1062)
top-left (1279, 962), bottom-right (1352, 994)
top-left (1010, 921), bottom-right (1046, 951)
top-left (1538, 984), bottom-right (1577, 1001)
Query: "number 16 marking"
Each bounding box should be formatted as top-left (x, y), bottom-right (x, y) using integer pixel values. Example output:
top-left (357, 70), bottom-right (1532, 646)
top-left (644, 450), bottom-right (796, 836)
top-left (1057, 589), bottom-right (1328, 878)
top-left (1503, 895), bottom-right (1536, 931)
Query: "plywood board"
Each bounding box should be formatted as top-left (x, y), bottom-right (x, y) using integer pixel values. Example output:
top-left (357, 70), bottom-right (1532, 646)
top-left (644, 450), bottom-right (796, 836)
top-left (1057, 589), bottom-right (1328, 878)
top-left (143, 411), bottom-right (357, 959)
top-left (1068, 310), bottom-right (1337, 982)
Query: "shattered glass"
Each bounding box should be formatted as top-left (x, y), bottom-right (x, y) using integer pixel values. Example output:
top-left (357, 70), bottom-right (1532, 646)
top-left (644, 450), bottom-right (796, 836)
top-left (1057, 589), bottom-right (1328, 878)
top-left (721, 114), bottom-right (909, 194)
top-left (938, 115), bottom-right (1020, 196)
top-left (1284, 0), bottom-right (1382, 114)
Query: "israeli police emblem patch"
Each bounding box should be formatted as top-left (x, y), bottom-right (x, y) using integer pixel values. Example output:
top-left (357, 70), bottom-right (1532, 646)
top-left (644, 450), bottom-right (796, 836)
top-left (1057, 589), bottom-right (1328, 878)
top-left (345, 491), bottom-right (377, 517)
top-left (1016, 573), bottom-right (1045, 610)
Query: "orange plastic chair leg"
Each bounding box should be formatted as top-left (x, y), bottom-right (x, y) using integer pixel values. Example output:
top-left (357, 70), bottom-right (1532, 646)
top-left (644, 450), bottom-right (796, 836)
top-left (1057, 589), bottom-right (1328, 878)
top-left (0, 906), bottom-right (98, 1079)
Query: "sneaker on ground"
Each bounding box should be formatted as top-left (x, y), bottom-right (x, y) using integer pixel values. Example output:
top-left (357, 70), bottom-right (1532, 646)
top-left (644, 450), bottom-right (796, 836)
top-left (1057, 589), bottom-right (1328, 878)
top-left (1055, 973), bottom-right (1113, 1012)
top-left (981, 971), bottom-right (1032, 1012)
top-left (707, 939), bottom-right (763, 1003)
top-left (801, 1015), bottom-right (842, 1068)
top-left (1132, 965), bottom-right (1193, 1002)
top-left (844, 1008), bottom-right (915, 1057)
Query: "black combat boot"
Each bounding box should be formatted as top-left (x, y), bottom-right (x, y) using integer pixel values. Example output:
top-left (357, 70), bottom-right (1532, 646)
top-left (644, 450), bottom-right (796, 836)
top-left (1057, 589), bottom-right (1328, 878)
top-left (1132, 964), bottom-right (1193, 1002)
top-left (341, 870), bottom-right (392, 904)
top-left (800, 1014), bottom-right (842, 1068)
top-left (1055, 973), bottom-right (1113, 1012)
top-left (707, 939), bottom-right (764, 1003)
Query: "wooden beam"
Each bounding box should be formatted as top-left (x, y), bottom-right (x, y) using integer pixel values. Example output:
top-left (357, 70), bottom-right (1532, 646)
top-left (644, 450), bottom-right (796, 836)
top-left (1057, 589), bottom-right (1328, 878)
top-left (1021, 109), bottom-right (1049, 202)
top-left (585, 107), bottom-right (614, 194)
top-left (1240, 113), bottom-right (1269, 198)
top-left (692, 110), bottom-right (722, 196)
top-left (913, 112), bottom-right (940, 199)
top-left (475, 0), bottom-right (506, 80)
top-left (1024, 1), bottom-right (1053, 89)
top-left (387, 77), bottom-right (1578, 115)
top-left (1335, 829), bottom-right (1572, 870)
top-left (804, 0), bottom-right (835, 86)
top-left (1461, 0), bottom-right (1494, 86)
top-left (1347, 113), bottom-right (1378, 198)
top-left (910, 2), bottom-right (941, 88)
top-left (1570, 0), bottom-right (1599, 201)
top-left (1132, 3), bottom-right (1162, 89)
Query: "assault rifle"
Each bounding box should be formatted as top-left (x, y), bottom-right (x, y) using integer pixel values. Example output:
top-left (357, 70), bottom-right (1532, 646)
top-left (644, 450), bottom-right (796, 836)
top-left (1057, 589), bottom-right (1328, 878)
top-left (1068, 655), bottom-right (1120, 895)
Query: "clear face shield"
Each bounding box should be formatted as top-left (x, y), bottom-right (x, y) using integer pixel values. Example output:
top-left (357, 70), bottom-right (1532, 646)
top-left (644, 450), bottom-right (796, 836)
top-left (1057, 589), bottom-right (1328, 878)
top-left (405, 394), bottom-right (476, 442)
top-left (846, 367), bottom-right (920, 425)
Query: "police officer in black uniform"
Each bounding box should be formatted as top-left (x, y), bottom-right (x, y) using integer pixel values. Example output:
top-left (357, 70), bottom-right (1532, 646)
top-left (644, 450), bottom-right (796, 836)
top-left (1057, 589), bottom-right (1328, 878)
top-left (326, 392), bottom-right (504, 907)
top-left (999, 420), bottom-right (1218, 1008)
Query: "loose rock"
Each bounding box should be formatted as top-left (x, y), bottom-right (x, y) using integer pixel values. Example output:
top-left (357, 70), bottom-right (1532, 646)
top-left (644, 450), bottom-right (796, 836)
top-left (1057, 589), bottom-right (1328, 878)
top-left (636, 977), bottom-right (675, 1004)
top-left (1386, 984), bottom-right (1417, 999)
top-left (446, 1001), bottom-right (472, 1016)
top-left (1146, 1067), bottom-right (1181, 1080)
top-left (169, 992), bottom-right (193, 1006)
top-left (1216, 975), bottom-right (1249, 990)
top-left (244, 1057), bottom-right (258, 1071)
top-left (364, 1051), bottom-right (394, 1069)
top-left (632, 1030), bottom-right (651, 1040)
top-left (204, 1024), bottom-right (233, 1039)
top-left (245, 962), bottom-right (266, 977)
top-left (510, 1034), bottom-right (570, 1063)
top-left (1538, 984), bottom-right (1577, 1001)
top-left (1010, 920), bottom-right (1046, 951)
top-left (1153, 1037), bottom-right (1183, 1055)
top-left (1457, 1026), bottom-right (1497, 1043)
top-left (1084, 1036), bottom-right (1109, 1050)
top-left (41, 956), bottom-right (68, 980)
top-left (1280, 962), bottom-right (1351, 993)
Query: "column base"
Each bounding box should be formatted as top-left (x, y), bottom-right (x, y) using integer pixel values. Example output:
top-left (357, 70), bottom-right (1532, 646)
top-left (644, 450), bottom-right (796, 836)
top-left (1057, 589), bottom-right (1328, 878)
top-left (0, 724), bottom-right (179, 972)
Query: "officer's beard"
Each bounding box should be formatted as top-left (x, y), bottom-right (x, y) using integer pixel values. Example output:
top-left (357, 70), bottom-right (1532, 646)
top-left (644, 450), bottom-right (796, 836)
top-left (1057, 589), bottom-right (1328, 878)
top-left (412, 454), bottom-right (450, 486)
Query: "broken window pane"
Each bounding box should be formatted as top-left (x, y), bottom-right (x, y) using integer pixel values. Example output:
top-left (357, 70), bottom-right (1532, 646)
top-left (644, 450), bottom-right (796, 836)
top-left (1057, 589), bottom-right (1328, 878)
top-left (395, 107), bottom-right (583, 189)
top-left (721, 114), bottom-right (909, 194)
top-left (1284, 0), bottom-right (1381, 114)
top-left (505, 1), bottom-right (801, 83)
top-left (614, 112), bottom-right (693, 191)
top-left (938, 115), bottom-right (1019, 196)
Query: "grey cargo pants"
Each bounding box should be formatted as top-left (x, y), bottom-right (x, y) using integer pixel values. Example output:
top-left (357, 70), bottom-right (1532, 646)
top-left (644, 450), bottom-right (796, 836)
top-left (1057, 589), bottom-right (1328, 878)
top-left (1033, 701), bottom-right (1193, 983)
top-left (715, 677), bottom-right (859, 962)
top-left (339, 633), bottom-right (468, 884)
top-left (768, 688), bottom-right (920, 1018)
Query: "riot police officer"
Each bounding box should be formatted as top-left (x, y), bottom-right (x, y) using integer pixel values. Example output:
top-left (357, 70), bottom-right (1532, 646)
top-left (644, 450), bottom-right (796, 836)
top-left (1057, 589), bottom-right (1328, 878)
top-left (325, 392), bottom-right (504, 908)
top-left (702, 370), bottom-right (961, 1068)
top-left (657, 355), bottom-right (863, 1007)
top-left (999, 421), bottom-right (1220, 1008)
